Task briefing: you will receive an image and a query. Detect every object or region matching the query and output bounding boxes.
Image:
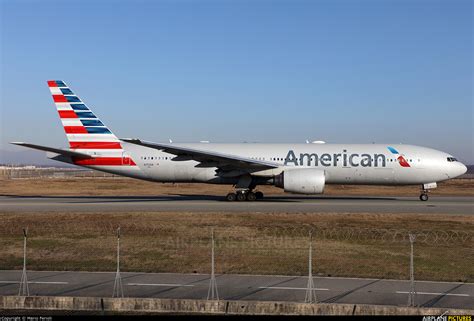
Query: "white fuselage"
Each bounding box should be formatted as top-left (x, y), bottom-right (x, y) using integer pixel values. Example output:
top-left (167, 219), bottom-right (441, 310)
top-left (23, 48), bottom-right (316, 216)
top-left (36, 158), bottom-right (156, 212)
top-left (20, 81), bottom-right (467, 196)
top-left (80, 143), bottom-right (467, 186)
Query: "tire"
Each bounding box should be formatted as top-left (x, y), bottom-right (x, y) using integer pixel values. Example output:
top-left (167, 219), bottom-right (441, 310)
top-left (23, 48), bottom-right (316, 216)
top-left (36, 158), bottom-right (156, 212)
top-left (226, 193), bottom-right (236, 202)
top-left (419, 194), bottom-right (428, 201)
top-left (255, 191), bottom-right (264, 200)
top-left (236, 192), bottom-right (247, 201)
top-left (246, 192), bottom-right (257, 201)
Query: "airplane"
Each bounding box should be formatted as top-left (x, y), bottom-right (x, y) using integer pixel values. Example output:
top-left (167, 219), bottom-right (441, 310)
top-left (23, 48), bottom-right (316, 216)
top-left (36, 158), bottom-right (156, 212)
top-left (12, 80), bottom-right (467, 202)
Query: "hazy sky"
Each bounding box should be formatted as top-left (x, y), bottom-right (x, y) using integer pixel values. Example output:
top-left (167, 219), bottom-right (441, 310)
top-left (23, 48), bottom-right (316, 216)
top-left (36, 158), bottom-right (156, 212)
top-left (1, 0), bottom-right (473, 162)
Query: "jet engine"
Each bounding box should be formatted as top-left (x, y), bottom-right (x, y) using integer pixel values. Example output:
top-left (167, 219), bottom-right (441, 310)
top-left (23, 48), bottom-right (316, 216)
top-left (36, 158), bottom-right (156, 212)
top-left (274, 168), bottom-right (325, 194)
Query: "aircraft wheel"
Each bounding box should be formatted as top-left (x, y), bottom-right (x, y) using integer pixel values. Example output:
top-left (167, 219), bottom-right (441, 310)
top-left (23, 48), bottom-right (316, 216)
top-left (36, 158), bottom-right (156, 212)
top-left (255, 191), bottom-right (264, 200)
top-left (246, 192), bottom-right (257, 202)
top-left (419, 193), bottom-right (428, 201)
top-left (236, 192), bottom-right (247, 201)
top-left (226, 193), bottom-right (236, 202)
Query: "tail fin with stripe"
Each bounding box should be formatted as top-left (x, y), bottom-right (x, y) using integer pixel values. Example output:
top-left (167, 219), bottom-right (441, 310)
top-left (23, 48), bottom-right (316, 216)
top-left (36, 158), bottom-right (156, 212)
top-left (47, 80), bottom-right (135, 166)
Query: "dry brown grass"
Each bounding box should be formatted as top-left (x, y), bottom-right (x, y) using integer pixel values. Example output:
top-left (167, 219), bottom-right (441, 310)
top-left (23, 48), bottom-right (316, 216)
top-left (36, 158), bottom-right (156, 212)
top-left (0, 212), bottom-right (472, 282)
top-left (1, 178), bottom-right (472, 281)
top-left (0, 177), bottom-right (473, 197)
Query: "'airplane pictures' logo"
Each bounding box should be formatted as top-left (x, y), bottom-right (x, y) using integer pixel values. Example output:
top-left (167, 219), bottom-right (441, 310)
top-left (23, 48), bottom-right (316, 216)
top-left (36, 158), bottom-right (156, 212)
top-left (283, 146), bottom-right (411, 168)
top-left (423, 315), bottom-right (472, 321)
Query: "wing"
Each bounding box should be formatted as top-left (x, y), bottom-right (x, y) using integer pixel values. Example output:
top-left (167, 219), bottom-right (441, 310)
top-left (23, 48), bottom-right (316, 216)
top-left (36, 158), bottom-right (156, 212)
top-left (121, 138), bottom-right (279, 171)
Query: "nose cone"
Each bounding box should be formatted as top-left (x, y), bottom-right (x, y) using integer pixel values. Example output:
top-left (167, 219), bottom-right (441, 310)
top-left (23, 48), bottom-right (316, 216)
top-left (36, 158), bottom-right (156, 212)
top-left (450, 162), bottom-right (467, 178)
top-left (459, 163), bottom-right (468, 175)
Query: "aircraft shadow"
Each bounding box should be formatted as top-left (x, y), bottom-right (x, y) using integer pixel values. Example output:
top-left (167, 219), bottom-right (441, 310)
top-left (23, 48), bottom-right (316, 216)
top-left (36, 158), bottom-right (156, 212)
top-left (0, 194), bottom-right (398, 203)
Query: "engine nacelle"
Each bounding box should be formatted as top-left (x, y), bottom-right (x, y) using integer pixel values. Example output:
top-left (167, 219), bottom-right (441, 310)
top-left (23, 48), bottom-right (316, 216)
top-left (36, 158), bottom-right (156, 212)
top-left (274, 168), bottom-right (325, 194)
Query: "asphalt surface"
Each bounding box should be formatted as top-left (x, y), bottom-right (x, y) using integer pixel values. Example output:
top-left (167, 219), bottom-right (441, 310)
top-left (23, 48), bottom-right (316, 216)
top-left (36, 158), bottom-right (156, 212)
top-left (0, 271), bottom-right (472, 309)
top-left (0, 195), bottom-right (472, 215)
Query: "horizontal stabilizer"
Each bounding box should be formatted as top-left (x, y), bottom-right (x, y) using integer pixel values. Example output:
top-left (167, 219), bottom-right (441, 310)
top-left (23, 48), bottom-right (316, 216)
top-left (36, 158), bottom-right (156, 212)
top-left (10, 142), bottom-right (92, 159)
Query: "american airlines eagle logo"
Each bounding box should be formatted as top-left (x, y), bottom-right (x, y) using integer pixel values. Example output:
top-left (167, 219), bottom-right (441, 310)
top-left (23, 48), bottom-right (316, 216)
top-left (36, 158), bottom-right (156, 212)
top-left (387, 146), bottom-right (411, 167)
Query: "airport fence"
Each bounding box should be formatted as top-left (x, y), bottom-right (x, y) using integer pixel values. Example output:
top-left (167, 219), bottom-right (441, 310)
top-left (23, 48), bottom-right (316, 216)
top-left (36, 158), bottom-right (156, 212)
top-left (0, 167), bottom-right (116, 179)
top-left (0, 222), bottom-right (472, 283)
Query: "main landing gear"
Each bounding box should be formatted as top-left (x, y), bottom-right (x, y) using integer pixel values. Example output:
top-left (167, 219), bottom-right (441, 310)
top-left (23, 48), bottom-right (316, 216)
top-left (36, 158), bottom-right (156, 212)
top-left (227, 175), bottom-right (264, 201)
top-left (226, 190), bottom-right (264, 202)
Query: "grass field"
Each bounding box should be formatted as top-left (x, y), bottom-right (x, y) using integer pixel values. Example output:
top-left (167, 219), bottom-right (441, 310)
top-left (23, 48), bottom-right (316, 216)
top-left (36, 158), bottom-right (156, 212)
top-left (0, 178), bottom-right (472, 282)
top-left (0, 211), bottom-right (472, 282)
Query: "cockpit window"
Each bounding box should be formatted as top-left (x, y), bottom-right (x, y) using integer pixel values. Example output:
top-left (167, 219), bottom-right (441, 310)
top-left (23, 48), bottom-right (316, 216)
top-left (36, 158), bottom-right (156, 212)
top-left (447, 157), bottom-right (458, 162)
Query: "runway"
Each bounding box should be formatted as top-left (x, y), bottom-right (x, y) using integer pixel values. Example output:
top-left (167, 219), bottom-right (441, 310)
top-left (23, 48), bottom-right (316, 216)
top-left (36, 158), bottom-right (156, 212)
top-left (0, 195), bottom-right (472, 215)
top-left (0, 270), bottom-right (472, 309)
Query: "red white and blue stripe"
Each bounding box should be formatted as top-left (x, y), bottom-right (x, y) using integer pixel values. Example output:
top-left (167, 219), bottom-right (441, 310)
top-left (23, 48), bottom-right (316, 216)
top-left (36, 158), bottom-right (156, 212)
top-left (47, 80), bottom-right (136, 166)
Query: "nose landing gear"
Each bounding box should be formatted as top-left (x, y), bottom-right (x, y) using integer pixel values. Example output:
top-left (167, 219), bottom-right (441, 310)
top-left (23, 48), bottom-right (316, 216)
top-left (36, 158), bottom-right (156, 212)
top-left (419, 182), bottom-right (436, 201)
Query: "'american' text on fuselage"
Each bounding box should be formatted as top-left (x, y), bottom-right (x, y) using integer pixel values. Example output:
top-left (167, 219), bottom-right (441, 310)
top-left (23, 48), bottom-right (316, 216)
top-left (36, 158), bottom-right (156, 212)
top-left (284, 150), bottom-right (387, 167)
